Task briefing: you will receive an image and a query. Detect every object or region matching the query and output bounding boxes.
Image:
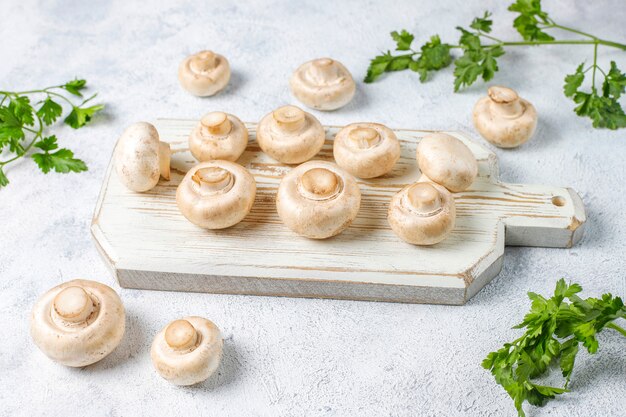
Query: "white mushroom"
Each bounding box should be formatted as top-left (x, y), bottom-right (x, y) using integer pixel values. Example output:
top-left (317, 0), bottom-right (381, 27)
top-left (30, 279), bottom-right (125, 367)
top-left (189, 111), bottom-right (248, 162)
top-left (289, 58), bottom-right (356, 111)
top-left (276, 160), bottom-right (361, 239)
top-left (387, 182), bottom-right (456, 245)
top-left (333, 123), bottom-right (401, 178)
top-left (256, 105), bottom-right (325, 164)
top-left (115, 122), bottom-right (171, 192)
top-left (151, 317), bottom-right (223, 386)
top-left (416, 133), bottom-right (478, 192)
top-left (473, 86), bottom-right (538, 148)
top-left (176, 160), bottom-right (256, 229)
top-left (178, 50), bottom-right (230, 97)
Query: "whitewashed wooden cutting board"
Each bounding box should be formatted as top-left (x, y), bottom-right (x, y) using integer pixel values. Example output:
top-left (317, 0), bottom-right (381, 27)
top-left (91, 119), bottom-right (585, 305)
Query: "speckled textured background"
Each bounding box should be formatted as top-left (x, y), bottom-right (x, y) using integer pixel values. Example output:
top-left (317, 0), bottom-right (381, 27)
top-left (0, 1), bottom-right (625, 416)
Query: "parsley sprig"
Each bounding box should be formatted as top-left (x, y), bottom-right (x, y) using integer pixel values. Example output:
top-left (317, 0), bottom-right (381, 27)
top-left (365, 0), bottom-right (626, 129)
top-left (483, 279), bottom-right (626, 416)
top-left (0, 79), bottom-right (104, 188)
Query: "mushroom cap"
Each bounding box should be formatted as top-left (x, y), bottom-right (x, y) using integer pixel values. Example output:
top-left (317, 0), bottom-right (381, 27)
top-left (276, 160), bottom-right (361, 239)
top-left (387, 182), bottom-right (456, 245)
top-left (115, 122), bottom-right (171, 192)
top-left (416, 133), bottom-right (478, 192)
top-left (176, 160), bottom-right (256, 229)
top-left (151, 316), bottom-right (223, 386)
top-left (189, 112), bottom-right (249, 162)
top-left (289, 58), bottom-right (356, 111)
top-left (30, 279), bottom-right (125, 367)
top-left (333, 123), bottom-right (401, 178)
top-left (256, 105), bottom-right (326, 164)
top-left (473, 86), bottom-right (537, 148)
top-left (178, 50), bottom-right (230, 97)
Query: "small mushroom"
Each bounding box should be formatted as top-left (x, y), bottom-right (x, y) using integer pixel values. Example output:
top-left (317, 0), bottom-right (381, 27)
top-left (115, 122), bottom-right (171, 192)
top-left (30, 279), bottom-right (125, 367)
top-left (176, 160), bottom-right (256, 229)
top-left (189, 111), bottom-right (249, 162)
top-left (416, 133), bottom-right (478, 192)
top-left (256, 105), bottom-right (325, 164)
top-left (151, 317), bottom-right (223, 386)
top-left (290, 58), bottom-right (356, 111)
top-left (333, 123), bottom-right (401, 178)
top-left (178, 50), bottom-right (230, 97)
top-left (473, 86), bottom-right (538, 148)
top-left (387, 182), bottom-right (456, 245)
top-left (276, 160), bottom-right (361, 239)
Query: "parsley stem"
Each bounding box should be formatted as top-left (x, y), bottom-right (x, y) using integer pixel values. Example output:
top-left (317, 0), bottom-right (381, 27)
top-left (606, 322), bottom-right (626, 338)
top-left (549, 23), bottom-right (598, 41)
top-left (592, 43), bottom-right (598, 90)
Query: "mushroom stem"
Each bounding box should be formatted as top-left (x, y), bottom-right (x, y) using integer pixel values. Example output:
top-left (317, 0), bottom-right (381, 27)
top-left (298, 167), bottom-right (341, 200)
top-left (165, 320), bottom-right (198, 351)
top-left (201, 112), bottom-right (232, 136)
top-left (488, 86), bottom-right (524, 119)
top-left (158, 141), bottom-right (171, 181)
top-left (307, 58), bottom-right (339, 84)
top-left (52, 286), bottom-right (94, 324)
top-left (189, 51), bottom-right (217, 73)
top-left (273, 106), bottom-right (306, 133)
top-left (348, 127), bottom-right (382, 149)
top-left (405, 183), bottom-right (443, 216)
top-left (191, 166), bottom-right (234, 195)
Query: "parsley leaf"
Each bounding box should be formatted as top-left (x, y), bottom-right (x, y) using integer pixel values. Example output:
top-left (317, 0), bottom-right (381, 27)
top-left (0, 105), bottom-right (25, 146)
top-left (563, 63), bottom-right (585, 97)
top-left (364, 52), bottom-right (395, 83)
top-left (32, 136), bottom-right (87, 174)
top-left (391, 29), bottom-right (414, 51)
top-left (37, 97), bottom-right (63, 125)
top-left (453, 27), bottom-right (504, 91)
top-left (64, 103), bottom-right (105, 129)
top-left (0, 167), bottom-right (8, 187)
top-left (10, 96), bottom-right (34, 126)
top-left (62, 79), bottom-right (87, 97)
top-left (602, 61), bottom-right (626, 100)
top-left (508, 0), bottom-right (554, 41)
top-left (470, 11), bottom-right (493, 33)
top-left (409, 35), bottom-right (452, 81)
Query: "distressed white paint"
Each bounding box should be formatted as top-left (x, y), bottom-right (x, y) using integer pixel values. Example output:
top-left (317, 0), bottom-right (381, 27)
top-left (92, 120), bottom-right (585, 304)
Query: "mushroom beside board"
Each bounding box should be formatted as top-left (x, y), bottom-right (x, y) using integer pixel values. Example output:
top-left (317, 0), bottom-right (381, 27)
top-left (473, 86), bottom-right (537, 148)
top-left (30, 279), bottom-right (125, 367)
top-left (115, 122), bottom-right (171, 192)
top-left (276, 160), bottom-right (361, 239)
top-left (178, 50), bottom-right (230, 97)
top-left (189, 111), bottom-right (248, 162)
top-left (333, 122), bottom-right (400, 178)
top-left (151, 317), bottom-right (223, 386)
top-left (290, 58), bottom-right (356, 111)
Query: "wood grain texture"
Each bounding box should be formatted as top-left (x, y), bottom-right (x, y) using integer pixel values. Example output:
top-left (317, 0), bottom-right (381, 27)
top-left (91, 119), bottom-right (586, 305)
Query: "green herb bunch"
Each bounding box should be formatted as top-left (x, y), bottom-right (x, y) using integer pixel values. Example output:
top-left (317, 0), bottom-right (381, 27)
top-left (483, 279), bottom-right (626, 416)
top-left (365, 0), bottom-right (626, 129)
top-left (0, 79), bottom-right (104, 188)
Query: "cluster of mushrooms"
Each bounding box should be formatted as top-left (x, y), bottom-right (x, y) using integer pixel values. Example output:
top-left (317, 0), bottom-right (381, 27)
top-left (31, 279), bottom-right (222, 386)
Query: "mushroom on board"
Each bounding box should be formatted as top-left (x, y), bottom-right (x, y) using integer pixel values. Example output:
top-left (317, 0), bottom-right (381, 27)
top-left (30, 279), bottom-right (125, 367)
top-left (416, 133), bottom-right (478, 192)
top-left (178, 50), bottom-right (230, 97)
top-left (151, 316), bottom-right (223, 386)
top-left (276, 160), bottom-right (361, 239)
top-left (176, 160), bottom-right (256, 229)
top-left (333, 122), bottom-right (401, 178)
top-left (388, 182), bottom-right (456, 245)
top-left (473, 85), bottom-right (538, 148)
top-left (290, 58), bottom-right (356, 111)
top-left (189, 111), bottom-right (248, 162)
top-left (115, 122), bottom-right (171, 192)
top-left (256, 105), bottom-right (325, 164)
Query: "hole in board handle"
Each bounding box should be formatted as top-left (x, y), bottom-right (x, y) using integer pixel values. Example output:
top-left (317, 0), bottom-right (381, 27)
top-left (552, 196), bottom-right (566, 207)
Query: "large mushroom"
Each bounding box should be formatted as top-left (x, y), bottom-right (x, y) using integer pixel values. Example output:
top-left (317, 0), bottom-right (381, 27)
top-left (256, 105), bottom-right (325, 164)
top-left (290, 58), bottom-right (356, 111)
top-left (178, 50), bottom-right (230, 97)
top-left (416, 133), bottom-right (478, 192)
top-left (115, 122), bottom-right (171, 192)
top-left (387, 182), bottom-right (456, 245)
top-left (333, 123), bottom-right (401, 178)
top-left (189, 111), bottom-right (249, 162)
top-left (176, 160), bottom-right (256, 229)
top-left (30, 279), bottom-right (125, 367)
top-left (151, 316), bottom-right (223, 386)
top-left (473, 86), bottom-right (537, 148)
top-left (276, 160), bottom-right (361, 239)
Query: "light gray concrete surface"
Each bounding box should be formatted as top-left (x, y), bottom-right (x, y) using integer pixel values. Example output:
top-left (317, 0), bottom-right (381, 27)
top-left (1, 1), bottom-right (625, 416)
